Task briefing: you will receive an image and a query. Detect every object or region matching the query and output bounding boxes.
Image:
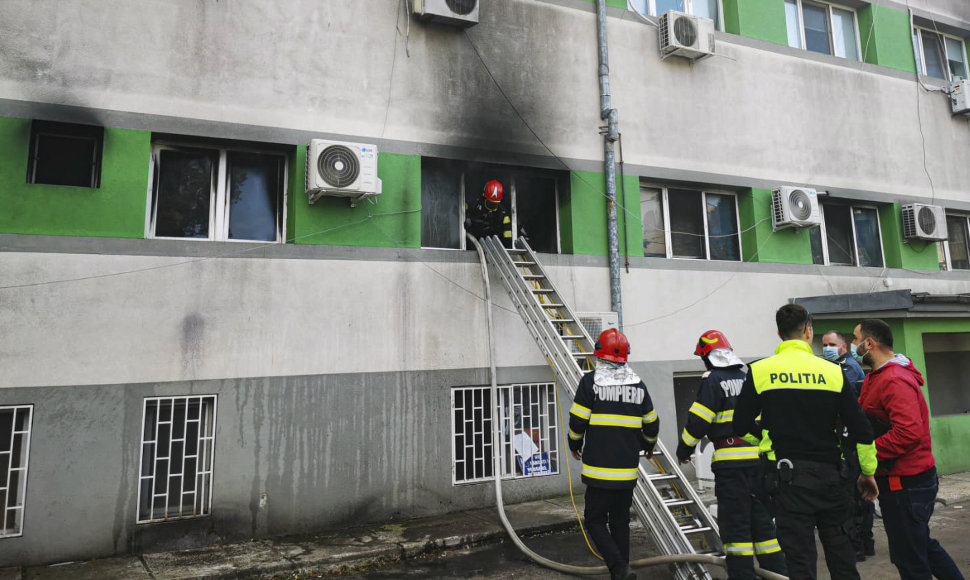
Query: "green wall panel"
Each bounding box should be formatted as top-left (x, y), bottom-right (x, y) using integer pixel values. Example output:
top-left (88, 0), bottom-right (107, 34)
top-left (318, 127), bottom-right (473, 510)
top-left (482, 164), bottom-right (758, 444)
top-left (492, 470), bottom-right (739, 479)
top-left (857, 5), bottom-right (917, 74)
top-left (738, 188), bottom-right (814, 264)
top-left (722, 0), bottom-right (787, 46)
top-left (290, 150), bottom-right (421, 248)
top-left (878, 204), bottom-right (940, 271)
top-left (579, 0), bottom-right (628, 9)
top-left (563, 170), bottom-right (641, 257)
top-left (0, 116), bottom-right (149, 238)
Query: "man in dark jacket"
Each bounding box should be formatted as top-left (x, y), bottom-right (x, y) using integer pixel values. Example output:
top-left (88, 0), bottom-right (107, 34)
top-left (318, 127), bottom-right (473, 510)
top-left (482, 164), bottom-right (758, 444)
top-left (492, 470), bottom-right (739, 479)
top-left (677, 330), bottom-right (786, 580)
top-left (568, 329), bottom-right (658, 580)
top-left (853, 319), bottom-right (964, 580)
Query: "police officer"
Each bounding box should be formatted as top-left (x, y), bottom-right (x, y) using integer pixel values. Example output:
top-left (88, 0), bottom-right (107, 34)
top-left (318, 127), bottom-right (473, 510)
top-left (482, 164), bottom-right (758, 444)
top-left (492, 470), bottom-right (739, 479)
top-left (734, 304), bottom-right (878, 580)
top-left (677, 331), bottom-right (786, 580)
top-left (568, 329), bottom-right (658, 580)
top-left (464, 180), bottom-right (513, 248)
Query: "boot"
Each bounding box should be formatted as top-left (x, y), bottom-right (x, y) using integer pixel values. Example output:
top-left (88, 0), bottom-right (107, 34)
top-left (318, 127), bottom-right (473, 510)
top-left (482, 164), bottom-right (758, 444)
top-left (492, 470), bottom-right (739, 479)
top-left (611, 563), bottom-right (637, 580)
top-left (864, 539), bottom-right (875, 556)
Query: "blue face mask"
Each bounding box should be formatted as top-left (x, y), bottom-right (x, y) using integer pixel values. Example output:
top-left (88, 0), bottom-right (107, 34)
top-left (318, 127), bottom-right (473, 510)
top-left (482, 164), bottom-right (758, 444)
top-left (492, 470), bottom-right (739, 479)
top-left (850, 343), bottom-right (863, 363)
top-left (821, 346), bottom-right (840, 362)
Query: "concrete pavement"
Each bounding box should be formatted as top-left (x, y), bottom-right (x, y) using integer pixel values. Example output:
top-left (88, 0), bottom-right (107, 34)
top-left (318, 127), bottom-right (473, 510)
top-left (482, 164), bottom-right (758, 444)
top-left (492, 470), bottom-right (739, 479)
top-left (3, 472), bottom-right (969, 580)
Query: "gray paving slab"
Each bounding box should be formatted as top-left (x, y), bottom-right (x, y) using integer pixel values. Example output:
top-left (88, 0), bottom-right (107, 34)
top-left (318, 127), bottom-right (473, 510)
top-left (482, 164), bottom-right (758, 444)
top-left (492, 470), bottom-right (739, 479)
top-left (24, 558), bottom-right (149, 580)
top-left (394, 509), bottom-right (506, 556)
top-left (271, 526), bottom-right (403, 573)
top-left (143, 540), bottom-right (291, 580)
top-left (0, 567), bottom-right (21, 580)
top-left (938, 471), bottom-right (970, 506)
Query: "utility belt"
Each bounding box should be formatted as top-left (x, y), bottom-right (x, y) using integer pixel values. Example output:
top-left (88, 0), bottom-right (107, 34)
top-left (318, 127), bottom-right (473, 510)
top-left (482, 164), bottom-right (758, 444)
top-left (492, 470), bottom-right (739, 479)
top-left (713, 437), bottom-right (750, 450)
top-left (763, 457), bottom-right (847, 494)
top-left (878, 466), bottom-right (936, 492)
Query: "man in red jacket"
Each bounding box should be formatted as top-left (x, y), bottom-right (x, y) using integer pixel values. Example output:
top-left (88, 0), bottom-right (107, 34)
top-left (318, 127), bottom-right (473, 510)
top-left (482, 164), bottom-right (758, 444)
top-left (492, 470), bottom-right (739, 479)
top-left (852, 319), bottom-right (964, 580)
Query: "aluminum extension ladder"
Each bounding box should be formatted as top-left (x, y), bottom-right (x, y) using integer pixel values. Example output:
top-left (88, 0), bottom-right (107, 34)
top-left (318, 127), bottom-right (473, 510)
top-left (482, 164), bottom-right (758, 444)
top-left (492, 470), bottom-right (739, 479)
top-left (480, 235), bottom-right (721, 580)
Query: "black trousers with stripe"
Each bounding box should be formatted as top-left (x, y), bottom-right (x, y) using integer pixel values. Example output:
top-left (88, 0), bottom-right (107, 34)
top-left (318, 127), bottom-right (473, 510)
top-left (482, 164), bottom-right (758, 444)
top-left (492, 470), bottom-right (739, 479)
top-left (583, 485), bottom-right (633, 572)
top-left (715, 465), bottom-right (788, 580)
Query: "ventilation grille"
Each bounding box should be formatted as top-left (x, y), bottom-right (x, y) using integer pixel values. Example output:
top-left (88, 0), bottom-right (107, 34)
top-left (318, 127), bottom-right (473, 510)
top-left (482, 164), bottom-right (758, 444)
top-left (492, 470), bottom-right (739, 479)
top-left (316, 145), bottom-right (360, 188)
top-left (673, 16), bottom-right (698, 47)
top-left (902, 204), bottom-right (946, 241)
top-left (445, 0), bottom-right (476, 15)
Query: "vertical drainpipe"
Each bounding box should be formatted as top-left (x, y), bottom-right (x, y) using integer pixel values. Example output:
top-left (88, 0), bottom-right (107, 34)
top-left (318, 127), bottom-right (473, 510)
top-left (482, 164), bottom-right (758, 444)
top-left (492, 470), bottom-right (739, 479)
top-left (596, 0), bottom-right (623, 331)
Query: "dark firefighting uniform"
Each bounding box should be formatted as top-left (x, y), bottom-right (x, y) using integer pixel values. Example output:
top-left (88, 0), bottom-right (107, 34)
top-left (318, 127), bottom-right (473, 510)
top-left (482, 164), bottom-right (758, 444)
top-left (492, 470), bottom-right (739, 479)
top-left (465, 199), bottom-right (512, 247)
top-left (568, 370), bottom-right (658, 573)
top-left (676, 366), bottom-right (786, 580)
top-left (734, 340), bottom-right (877, 580)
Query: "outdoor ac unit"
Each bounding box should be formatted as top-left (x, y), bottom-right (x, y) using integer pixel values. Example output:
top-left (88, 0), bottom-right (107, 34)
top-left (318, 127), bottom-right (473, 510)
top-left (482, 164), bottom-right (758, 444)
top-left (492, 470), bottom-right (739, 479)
top-left (902, 203), bottom-right (947, 241)
top-left (771, 187), bottom-right (822, 231)
top-left (578, 312), bottom-right (619, 343)
top-left (412, 0), bottom-right (479, 27)
top-left (305, 139), bottom-right (382, 206)
top-left (659, 11), bottom-right (715, 61)
top-left (951, 80), bottom-right (970, 116)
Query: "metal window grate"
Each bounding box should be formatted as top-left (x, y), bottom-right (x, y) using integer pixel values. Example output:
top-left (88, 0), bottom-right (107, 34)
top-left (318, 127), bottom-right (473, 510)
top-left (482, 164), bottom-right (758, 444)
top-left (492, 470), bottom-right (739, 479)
top-left (0, 405), bottom-right (33, 538)
top-left (137, 396), bottom-right (217, 524)
top-left (451, 383), bottom-right (559, 485)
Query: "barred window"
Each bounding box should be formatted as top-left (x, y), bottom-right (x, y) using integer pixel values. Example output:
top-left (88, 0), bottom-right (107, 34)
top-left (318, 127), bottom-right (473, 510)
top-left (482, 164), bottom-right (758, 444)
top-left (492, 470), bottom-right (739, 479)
top-left (138, 396), bottom-right (216, 523)
top-left (451, 383), bottom-right (560, 484)
top-left (1, 405), bottom-right (33, 538)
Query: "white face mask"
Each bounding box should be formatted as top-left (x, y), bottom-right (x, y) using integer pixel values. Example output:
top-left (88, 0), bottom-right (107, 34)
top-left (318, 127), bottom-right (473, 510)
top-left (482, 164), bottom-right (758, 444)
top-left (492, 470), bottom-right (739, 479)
top-left (821, 346), bottom-right (840, 362)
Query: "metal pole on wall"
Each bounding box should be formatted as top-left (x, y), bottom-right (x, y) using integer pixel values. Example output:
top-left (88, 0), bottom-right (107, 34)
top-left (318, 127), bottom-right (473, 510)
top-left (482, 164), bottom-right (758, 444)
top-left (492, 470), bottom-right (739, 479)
top-left (595, 0), bottom-right (623, 331)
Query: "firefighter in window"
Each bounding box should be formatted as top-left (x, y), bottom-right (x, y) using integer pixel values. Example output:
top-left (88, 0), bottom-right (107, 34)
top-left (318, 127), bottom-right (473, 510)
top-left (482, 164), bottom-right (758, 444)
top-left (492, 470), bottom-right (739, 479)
top-left (465, 180), bottom-right (513, 248)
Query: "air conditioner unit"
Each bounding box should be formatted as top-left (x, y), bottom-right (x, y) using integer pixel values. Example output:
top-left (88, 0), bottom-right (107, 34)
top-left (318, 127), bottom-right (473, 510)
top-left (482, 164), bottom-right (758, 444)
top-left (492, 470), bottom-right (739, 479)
top-left (305, 139), bottom-right (382, 207)
top-left (412, 0), bottom-right (479, 27)
top-left (951, 80), bottom-right (970, 116)
top-left (659, 11), bottom-right (715, 61)
top-left (577, 312), bottom-right (619, 345)
top-left (771, 187), bottom-right (822, 231)
top-left (902, 203), bottom-right (947, 241)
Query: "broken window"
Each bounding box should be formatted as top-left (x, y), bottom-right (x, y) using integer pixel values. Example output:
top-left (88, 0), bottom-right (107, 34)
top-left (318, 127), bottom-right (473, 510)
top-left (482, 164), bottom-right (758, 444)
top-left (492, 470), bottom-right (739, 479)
top-left (149, 140), bottom-right (286, 242)
top-left (138, 396), bottom-right (216, 523)
top-left (0, 405), bottom-right (33, 539)
top-left (451, 383), bottom-right (560, 484)
top-left (28, 120), bottom-right (103, 188)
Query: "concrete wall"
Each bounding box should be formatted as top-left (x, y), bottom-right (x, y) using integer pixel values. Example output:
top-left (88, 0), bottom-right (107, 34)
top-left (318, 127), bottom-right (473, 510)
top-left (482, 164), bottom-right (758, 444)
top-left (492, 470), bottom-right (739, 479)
top-left (1, 0), bottom-right (968, 203)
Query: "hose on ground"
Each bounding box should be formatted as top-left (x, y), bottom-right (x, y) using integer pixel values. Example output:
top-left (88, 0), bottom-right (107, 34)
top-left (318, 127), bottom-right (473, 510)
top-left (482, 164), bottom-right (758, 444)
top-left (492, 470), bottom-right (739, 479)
top-left (468, 234), bottom-right (787, 580)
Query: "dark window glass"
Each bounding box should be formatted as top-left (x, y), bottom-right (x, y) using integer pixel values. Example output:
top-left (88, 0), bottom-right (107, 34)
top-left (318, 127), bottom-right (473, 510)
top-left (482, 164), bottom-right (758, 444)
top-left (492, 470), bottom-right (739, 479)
top-left (227, 152), bottom-right (284, 242)
top-left (153, 149), bottom-right (217, 239)
top-left (421, 161), bottom-right (462, 249)
top-left (28, 121), bottom-right (103, 188)
top-left (853, 207), bottom-right (883, 267)
top-left (946, 216), bottom-right (970, 270)
top-left (641, 187), bottom-right (666, 257)
top-left (655, 0), bottom-right (685, 15)
top-left (823, 206), bottom-right (854, 265)
top-left (921, 30), bottom-right (947, 79)
top-left (706, 193), bottom-right (740, 261)
top-left (809, 225), bottom-right (825, 264)
top-left (668, 189), bottom-right (705, 259)
top-left (923, 333), bottom-right (970, 417)
top-left (514, 176), bottom-right (559, 254)
top-left (803, 3), bottom-right (831, 55)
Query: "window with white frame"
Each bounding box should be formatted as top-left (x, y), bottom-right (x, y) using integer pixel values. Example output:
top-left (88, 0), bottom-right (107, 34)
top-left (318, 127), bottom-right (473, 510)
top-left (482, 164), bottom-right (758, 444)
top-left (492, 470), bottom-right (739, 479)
top-left (940, 214), bottom-right (970, 271)
top-left (0, 406), bottom-right (32, 538)
top-left (451, 384), bottom-right (560, 484)
top-left (640, 186), bottom-right (741, 261)
top-left (148, 140), bottom-right (287, 242)
top-left (138, 396), bottom-right (216, 524)
top-left (913, 27), bottom-right (968, 81)
top-left (785, 0), bottom-right (860, 60)
top-left (629, 0), bottom-right (721, 28)
top-left (809, 204), bottom-right (884, 267)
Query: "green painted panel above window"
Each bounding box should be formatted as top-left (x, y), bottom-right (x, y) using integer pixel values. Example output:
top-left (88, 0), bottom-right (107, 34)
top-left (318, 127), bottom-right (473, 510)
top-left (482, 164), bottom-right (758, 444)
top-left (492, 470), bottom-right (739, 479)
top-left (737, 188), bottom-right (814, 264)
top-left (0, 116), bottom-right (149, 238)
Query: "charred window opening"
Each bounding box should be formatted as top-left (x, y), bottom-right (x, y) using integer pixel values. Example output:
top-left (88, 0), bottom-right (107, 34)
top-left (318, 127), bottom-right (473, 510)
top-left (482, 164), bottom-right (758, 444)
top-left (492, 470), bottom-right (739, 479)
top-left (28, 120), bottom-right (103, 188)
top-left (420, 159), bottom-right (563, 253)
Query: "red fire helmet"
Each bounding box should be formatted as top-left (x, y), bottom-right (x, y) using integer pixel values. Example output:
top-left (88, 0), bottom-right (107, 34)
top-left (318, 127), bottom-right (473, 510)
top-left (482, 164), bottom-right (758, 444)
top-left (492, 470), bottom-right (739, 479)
top-left (594, 328), bottom-right (630, 364)
top-left (694, 330), bottom-right (732, 358)
top-left (483, 180), bottom-right (503, 203)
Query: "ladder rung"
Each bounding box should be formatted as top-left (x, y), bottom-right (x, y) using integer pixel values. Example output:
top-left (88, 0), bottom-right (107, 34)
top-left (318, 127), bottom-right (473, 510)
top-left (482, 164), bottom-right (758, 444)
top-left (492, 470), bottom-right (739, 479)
top-left (532, 289), bottom-right (554, 293)
top-left (681, 525), bottom-right (713, 535)
top-left (551, 319), bottom-right (575, 324)
top-left (507, 249), bottom-right (528, 253)
top-left (648, 474), bottom-right (678, 482)
top-left (571, 352), bottom-right (591, 357)
top-left (540, 303), bottom-right (564, 308)
top-left (663, 499), bottom-right (694, 507)
top-left (560, 335), bottom-right (584, 340)
top-left (522, 274), bottom-right (545, 279)
top-left (513, 261), bottom-right (536, 266)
